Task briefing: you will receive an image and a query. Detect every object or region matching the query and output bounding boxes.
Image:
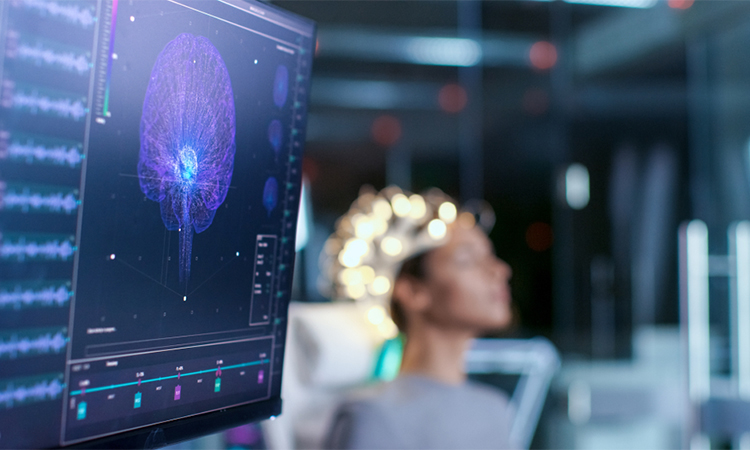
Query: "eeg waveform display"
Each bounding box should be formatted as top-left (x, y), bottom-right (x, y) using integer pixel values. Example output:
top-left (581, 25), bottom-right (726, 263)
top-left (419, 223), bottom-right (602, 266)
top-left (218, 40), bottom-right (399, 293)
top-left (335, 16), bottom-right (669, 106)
top-left (6, 30), bottom-right (92, 75)
top-left (1, 132), bottom-right (84, 167)
top-left (138, 33), bottom-right (236, 282)
top-left (0, 233), bottom-right (76, 261)
top-left (0, 183), bottom-right (79, 214)
top-left (6, 82), bottom-right (88, 121)
top-left (15, 0), bottom-right (96, 29)
top-left (0, 374), bottom-right (65, 409)
top-left (0, 327), bottom-right (68, 359)
top-left (0, 282), bottom-right (71, 310)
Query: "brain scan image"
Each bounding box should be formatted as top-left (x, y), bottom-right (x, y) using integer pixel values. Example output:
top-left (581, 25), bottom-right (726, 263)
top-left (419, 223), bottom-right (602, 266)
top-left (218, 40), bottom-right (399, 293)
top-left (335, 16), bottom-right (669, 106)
top-left (138, 33), bottom-right (236, 282)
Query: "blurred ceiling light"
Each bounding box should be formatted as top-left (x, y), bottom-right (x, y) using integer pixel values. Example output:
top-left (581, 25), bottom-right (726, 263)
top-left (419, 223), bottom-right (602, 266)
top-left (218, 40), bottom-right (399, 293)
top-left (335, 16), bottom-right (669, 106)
top-left (563, 0), bottom-right (657, 8)
top-left (428, 219), bottom-right (447, 240)
top-left (325, 80), bottom-right (401, 109)
top-left (316, 28), bottom-right (533, 68)
top-left (565, 163), bottom-right (590, 210)
top-left (405, 37), bottom-right (482, 67)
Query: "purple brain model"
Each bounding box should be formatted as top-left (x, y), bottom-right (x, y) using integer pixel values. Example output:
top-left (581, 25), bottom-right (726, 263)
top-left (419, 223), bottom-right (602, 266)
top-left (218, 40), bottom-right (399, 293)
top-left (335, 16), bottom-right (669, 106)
top-left (138, 33), bottom-right (236, 282)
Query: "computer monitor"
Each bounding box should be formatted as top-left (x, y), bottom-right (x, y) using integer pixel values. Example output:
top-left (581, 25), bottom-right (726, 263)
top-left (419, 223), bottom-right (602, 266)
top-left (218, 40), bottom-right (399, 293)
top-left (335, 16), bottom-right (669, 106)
top-left (0, 0), bottom-right (315, 447)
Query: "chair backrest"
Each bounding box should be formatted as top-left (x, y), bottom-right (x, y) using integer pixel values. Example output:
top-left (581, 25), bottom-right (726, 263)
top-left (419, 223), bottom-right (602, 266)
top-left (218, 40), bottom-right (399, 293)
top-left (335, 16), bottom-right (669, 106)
top-left (467, 338), bottom-right (561, 450)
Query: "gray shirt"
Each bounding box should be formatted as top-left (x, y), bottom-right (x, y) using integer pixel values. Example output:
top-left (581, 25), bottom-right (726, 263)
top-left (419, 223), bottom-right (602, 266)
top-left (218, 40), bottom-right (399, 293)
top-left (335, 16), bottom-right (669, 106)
top-left (325, 375), bottom-right (515, 450)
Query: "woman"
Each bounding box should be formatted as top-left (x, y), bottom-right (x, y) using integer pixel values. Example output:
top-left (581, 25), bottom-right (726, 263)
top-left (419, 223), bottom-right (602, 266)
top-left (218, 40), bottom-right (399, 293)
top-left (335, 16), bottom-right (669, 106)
top-left (324, 189), bottom-right (515, 450)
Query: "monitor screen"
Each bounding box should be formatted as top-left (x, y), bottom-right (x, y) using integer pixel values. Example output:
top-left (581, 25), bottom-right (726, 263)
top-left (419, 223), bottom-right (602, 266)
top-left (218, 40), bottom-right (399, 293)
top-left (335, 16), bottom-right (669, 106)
top-left (0, 0), bottom-right (315, 447)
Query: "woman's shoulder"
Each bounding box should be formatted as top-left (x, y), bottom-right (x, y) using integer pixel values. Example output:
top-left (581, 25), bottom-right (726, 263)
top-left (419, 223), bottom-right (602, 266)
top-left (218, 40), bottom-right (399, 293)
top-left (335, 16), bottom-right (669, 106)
top-left (464, 379), bottom-right (512, 404)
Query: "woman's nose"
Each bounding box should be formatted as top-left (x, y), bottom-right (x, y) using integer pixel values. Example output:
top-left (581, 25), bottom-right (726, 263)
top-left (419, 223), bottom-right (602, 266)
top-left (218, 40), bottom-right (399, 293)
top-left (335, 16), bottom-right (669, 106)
top-left (489, 256), bottom-right (512, 280)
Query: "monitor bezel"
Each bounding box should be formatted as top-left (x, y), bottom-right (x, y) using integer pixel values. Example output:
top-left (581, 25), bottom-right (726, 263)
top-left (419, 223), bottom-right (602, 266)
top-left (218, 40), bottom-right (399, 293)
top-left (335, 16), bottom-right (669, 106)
top-left (71, 398), bottom-right (282, 449)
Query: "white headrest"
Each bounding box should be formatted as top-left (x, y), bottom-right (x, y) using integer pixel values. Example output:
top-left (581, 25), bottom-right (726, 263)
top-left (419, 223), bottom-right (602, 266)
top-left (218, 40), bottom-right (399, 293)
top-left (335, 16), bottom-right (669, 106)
top-left (288, 302), bottom-right (384, 388)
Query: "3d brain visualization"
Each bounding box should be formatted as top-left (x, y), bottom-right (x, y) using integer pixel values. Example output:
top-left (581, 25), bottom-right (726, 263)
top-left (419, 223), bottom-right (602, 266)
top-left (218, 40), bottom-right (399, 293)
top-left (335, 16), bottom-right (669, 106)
top-left (138, 33), bottom-right (236, 282)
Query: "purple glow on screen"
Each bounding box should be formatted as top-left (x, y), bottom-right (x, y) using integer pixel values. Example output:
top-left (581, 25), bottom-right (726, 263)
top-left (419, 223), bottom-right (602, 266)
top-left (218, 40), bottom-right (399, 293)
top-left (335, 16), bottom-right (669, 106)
top-left (268, 119), bottom-right (282, 156)
top-left (263, 177), bottom-right (278, 217)
top-left (273, 65), bottom-right (288, 108)
top-left (138, 33), bottom-right (236, 281)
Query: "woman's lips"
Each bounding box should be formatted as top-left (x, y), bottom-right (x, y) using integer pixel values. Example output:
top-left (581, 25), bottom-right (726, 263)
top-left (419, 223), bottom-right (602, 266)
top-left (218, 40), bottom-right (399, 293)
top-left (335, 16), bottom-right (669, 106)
top-left (491, 284), bottom-right (511, 304)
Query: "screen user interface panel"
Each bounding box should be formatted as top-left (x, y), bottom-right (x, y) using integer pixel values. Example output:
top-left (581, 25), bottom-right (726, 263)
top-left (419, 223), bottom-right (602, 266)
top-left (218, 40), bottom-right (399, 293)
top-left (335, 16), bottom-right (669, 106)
top-left (0, 0), bottom-right (314, 447)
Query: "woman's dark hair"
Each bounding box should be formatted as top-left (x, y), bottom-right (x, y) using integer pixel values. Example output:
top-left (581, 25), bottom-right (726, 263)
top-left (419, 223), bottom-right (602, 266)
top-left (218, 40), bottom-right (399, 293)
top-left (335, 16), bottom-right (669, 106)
top-left (389, 251), bottom-right (429, 333)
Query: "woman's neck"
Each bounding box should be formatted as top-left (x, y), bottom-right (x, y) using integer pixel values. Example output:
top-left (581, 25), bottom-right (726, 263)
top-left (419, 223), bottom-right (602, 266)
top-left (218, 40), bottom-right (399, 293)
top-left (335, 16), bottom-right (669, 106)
top-left (398, 323), bottom-right (473, 385)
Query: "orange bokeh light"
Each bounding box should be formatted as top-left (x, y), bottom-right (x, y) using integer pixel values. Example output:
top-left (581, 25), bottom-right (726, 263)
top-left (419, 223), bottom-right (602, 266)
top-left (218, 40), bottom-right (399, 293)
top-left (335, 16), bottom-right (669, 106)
top-left (529, 41), bottom-right (558, 71)
top-left (371, 115), bottom-right (402, 147)
top-left (668, 0), bottom-right (693, 9)
top-left (526, 222), bottom-right (553, 252)
top-left (438, 83), bottom-right (468, 114)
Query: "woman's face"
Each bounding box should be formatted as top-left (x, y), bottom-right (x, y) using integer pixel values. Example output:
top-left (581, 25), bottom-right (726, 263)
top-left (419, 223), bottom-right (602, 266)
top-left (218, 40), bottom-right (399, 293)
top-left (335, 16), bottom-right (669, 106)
top-left (421, 225), bottom-right (513, 334)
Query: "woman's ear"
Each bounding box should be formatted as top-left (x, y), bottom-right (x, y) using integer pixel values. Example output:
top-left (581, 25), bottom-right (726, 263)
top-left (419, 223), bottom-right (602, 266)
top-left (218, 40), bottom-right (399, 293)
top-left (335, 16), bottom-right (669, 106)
top-left (393, 276), bottom-right (431, 315)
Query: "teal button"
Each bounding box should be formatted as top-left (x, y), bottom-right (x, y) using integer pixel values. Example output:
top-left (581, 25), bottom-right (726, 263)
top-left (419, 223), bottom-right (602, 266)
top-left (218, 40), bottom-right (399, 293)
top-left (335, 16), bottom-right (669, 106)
top-left (77, 401), bottom-right (87, 420)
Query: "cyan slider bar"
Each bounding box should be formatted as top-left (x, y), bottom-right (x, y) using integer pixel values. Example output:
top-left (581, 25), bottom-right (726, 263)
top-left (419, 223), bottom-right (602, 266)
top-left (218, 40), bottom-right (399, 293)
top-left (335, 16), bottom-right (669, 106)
top-left (69, 359), bottom-right (269, 396)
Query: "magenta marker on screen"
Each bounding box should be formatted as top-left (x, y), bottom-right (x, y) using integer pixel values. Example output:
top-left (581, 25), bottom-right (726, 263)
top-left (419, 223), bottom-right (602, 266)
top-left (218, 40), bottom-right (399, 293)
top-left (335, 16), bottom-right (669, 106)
top-left (257, 370), bottom-right (264, 384)
top-left (174, 385), bottom-right (181, 400)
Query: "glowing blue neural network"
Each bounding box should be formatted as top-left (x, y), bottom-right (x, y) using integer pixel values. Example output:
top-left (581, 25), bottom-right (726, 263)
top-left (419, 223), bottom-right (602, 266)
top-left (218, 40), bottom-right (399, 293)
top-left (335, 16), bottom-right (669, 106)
top-left (138, 33), bottom-right (236, 281)
top-left (263, 177), bottom-right (278, 217)
top-left (273, 65), bottom-right (288, 108)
